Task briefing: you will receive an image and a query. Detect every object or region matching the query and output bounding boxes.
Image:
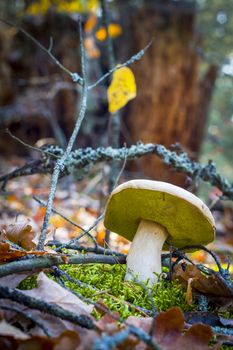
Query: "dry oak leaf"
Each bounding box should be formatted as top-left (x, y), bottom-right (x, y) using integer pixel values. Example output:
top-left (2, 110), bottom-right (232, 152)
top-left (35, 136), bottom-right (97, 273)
top-left (23, 272), bottom-right (93, 316)
top-left (153, 307), bottom-right (220, 350)
top-left (0, 221), bottom-right (36, 250)
top-left (4, 272), bottom-right (95, 339)
top-left (0, 242), bottom-right (46, 262)
top-left (0, 330), bottom-right (87, 350)
top-left (107, 66), bottom-right (137, 114)
top-left (172, 263), bottom-right (233, 304)
top-left (0, 242), bottom-right (26, 261)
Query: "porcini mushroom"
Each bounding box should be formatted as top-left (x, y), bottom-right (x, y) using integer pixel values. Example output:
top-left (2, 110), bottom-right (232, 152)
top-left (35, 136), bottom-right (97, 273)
top-left (104, 180), bottom-right (215, 285)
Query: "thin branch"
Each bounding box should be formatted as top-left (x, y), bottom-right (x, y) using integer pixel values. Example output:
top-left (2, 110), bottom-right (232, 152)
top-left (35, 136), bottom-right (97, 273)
top-left (112, 143), bottom-right (128, 190)
top-left (37, 20), bottom-right (88, 250)
top-left (176, 245), bottom-right (233, 287)
top-left (88, 40), bottom-right (153, 90)
top-left (34, 196), bottom-right (116, 253)
top-left (33, 196), bottom-right (85, 232)
top-left (5, 129), bottom-right (59, 158)
top-left (0, 18), bottom-right (83, 84)
top-left (100, 0), bottom-right (122, 195)
top-left (1, 143), bottom-right (233, 200)
top-left (0, 254), bottom-right (126, 278)
top-left (0, 304), bottom-right (51, 337)
top-left (54, 214), bottom-right (104, 252)
top-left (0, 285), bottom-right (94, 329)
top-left (51, 243), bottom-right (125, 257)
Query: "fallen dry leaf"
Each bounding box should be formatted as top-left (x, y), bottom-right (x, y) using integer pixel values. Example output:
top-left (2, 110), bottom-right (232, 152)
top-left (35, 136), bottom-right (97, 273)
top-left (7, 272), bottom-right (94, 338)
top-left (172, 263), bottom-right (233, 304)
top-left (23, 272), bottom-right (93, 316)
top-left (153, 307), bottom-right (221, 350)
top-left (0, 243), bottom-right (46, 262)
top-left (0, 220), bottom-right (36, 250)
top-left (0, 330), bottom-right (88, 350)
top-left (0, 242), bottom-right (28, 261)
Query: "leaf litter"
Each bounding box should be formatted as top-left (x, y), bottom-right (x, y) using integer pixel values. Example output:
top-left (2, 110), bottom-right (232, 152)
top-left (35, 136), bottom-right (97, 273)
top-left (0, 166), bottom-right (232, 349)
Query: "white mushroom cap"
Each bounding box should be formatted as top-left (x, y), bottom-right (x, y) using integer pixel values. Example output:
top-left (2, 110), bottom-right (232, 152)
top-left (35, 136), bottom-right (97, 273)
top-left (104, 180), bottom-right (215, 249)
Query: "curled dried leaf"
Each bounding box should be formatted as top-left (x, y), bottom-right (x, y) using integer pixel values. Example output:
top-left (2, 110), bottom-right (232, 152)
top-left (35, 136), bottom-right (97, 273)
top-left (1, 221), bottom-right (36, 250)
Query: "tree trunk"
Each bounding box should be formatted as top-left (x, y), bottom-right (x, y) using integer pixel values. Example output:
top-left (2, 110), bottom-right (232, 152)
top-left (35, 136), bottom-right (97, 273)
top-left (120, 1), bottom-right (218, 187)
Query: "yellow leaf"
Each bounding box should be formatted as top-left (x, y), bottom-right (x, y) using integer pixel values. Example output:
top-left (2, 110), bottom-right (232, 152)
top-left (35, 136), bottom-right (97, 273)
top-left (107, 67), bottom-right (137, 114)
top-left (57, 0), bottom-right (99, 14)
top-left (95, 23), bottom-right (122, 41)
top-left (95, 27), bottom-right (106, 41)
top-left (26, 0), bottom-right (49, 15)
top-left (27, 0), bottom-right (99, 16)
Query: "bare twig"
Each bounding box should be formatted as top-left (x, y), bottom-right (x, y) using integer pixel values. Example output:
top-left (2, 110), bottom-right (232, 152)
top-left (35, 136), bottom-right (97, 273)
top-left (37, 20), bottom-right (88, 250)
top-left (88, 40), bottom-right (153, 90)
top-left (0, 18), bottom-right (83, 84)
top-left (0, 254), bottom-right (126, 278)
top-left (1, 143), bottom-right (232, 199)
top-left (5, 129), bottom-right (59, 158)
top-left (34, 195), bottom-right (121, 255)
top-left (51, 242), bottom-right (125, 257)
top-left (0, 285), bottom-right (94, 329)
top-left (176, 245), bottom-right (233, 287)
top-left (33, 196), bottom-right (85, 232)
top-left (0, 304), bottom-right (51, 337)
top-left (53, 213), bottom-right (104, 252)
top-left (93, 326), bottom-right (162, 350)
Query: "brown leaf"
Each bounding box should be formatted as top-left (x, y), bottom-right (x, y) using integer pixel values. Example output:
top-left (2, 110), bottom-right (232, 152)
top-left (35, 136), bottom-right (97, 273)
top-left (15, 272), bottom-right (94, 338)
top-left (97, 312), bottom-right (120, 333)
top-left (0, 242), bottom-right (27, 261)
top-left (53, 330), bottom-right (80, 350)
top-left (154, 307), bottom-right (184, 345)
top-left (0, 331), bottom-right (82, 350)
top-left (127, 315), bottom-right (152, 333)
top-left (0, 243), bottom-right (46, 262)
top-left (153, 307), bottom-right (221, 350)
top-left (0, 221), bottom-right (36, 250)
top-left (183, 323), bottom-right (213, 344)
top-left (23, 272), bottom-right (93, 316)
top-left (172, 263), bottom-right (233, 299)
top-left (0, 242), bottom-right (10, 252)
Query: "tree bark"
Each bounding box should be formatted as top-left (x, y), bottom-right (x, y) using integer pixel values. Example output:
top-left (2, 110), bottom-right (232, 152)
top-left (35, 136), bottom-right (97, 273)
top-left (120, 1), bottom-right (218, 187)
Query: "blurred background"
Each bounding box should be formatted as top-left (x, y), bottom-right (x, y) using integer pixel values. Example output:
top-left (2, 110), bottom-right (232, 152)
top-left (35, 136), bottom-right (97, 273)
top-left (0, 0), bottom-right (232, 183)
top-left (0, 0), bottom-right (232, 255)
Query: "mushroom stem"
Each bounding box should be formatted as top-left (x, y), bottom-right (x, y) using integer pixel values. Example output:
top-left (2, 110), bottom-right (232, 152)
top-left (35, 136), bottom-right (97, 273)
top-left (125, 219), bottom-right (168, 285)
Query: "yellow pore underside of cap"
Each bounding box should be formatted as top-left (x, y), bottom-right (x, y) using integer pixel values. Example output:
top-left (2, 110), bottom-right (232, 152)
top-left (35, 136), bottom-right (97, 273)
top-left (104, 180), bottom-right (215, 250)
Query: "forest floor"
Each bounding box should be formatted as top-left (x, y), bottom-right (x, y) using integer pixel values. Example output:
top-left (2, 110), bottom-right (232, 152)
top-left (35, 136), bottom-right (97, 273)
top-left (0, 156), bottom-right (232, 349)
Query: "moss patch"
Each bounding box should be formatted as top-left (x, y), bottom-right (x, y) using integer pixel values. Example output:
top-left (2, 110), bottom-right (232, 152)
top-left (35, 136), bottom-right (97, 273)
top-left (18, 263), bottom-right (194, 319)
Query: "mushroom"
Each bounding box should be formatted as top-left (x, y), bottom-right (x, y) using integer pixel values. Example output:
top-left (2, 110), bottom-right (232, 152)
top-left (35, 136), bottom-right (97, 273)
top-left (104, 180), bottom-right (215, 285)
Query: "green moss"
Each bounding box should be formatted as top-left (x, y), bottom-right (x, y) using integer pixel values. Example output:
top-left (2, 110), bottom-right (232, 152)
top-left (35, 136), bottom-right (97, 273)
top-left (18, 274), bottom-right (38, 290)
top-left (218, 311), bottom-right (233, 320)
top-left (18, 263), bottom-right (194, 319)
